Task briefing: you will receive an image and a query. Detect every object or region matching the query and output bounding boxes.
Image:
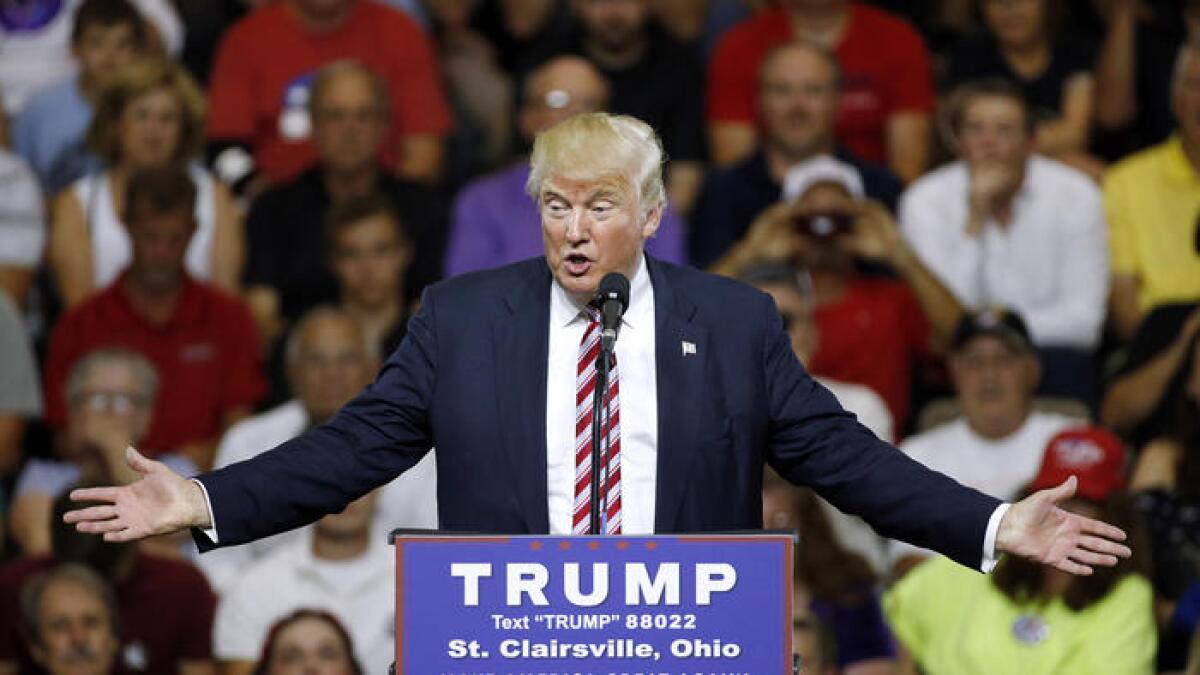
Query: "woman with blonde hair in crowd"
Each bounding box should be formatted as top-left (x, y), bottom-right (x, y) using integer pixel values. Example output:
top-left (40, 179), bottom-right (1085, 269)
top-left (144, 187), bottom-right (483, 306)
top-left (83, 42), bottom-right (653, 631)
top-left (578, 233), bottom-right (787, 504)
top-left (47, 58), bottom-right (242, 308)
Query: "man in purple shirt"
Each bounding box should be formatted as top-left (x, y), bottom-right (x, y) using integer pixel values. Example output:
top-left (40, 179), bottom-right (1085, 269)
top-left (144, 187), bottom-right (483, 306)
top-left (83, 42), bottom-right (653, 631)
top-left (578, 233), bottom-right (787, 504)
top-left (444, 55), bottom-right (686, 277)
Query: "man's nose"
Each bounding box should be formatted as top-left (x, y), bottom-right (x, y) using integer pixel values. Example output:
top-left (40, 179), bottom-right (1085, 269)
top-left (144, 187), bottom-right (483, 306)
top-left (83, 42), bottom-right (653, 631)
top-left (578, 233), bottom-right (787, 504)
top-left (565, 210), bottom-right (589, 242)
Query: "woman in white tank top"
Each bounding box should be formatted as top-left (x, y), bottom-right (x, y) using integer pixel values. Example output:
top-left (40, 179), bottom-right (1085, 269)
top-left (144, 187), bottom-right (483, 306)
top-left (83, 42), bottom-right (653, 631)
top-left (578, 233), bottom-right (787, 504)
top-left (47, 59), bottom-right (243, 308)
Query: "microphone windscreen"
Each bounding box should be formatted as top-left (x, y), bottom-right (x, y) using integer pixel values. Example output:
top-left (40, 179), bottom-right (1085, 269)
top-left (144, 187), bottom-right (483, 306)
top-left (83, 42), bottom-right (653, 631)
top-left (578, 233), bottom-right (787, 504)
top-left (598, 272), bottom-right (630, 311)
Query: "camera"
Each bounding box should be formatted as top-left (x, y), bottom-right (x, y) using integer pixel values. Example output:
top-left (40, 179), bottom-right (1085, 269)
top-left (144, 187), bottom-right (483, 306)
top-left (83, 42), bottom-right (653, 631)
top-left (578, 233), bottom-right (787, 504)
top-left (792, 212), bottom-right (855, 238)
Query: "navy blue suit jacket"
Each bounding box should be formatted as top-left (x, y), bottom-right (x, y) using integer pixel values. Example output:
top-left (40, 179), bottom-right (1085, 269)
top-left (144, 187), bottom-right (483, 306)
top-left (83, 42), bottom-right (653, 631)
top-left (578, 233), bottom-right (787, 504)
top-left (197, 256), bottom-right (1001, 568)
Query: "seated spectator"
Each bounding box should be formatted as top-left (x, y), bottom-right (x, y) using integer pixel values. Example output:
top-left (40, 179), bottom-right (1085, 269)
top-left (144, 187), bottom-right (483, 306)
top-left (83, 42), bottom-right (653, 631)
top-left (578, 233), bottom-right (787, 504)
top-left (945, 0), bottom-right (1099, 172)
top-left (242, 60), bottom-right (446, 346)
top-left (0, 490), bottom-right (217, 674)
top-left (200, 307), bottom-right (436, 595)
top-left (560, 0), bottom-right (706, 215)
top-left (1128, 328), bottom-right (1200, 669)
top-left (0, 0), bottom-right (180, 116)
top-left (460, 0), bottom-right (576, 92)
top-left (0, 292), bottom-right (40, 480)
top-left (252, 610), bottom-right (363, 675)
top-left (1103, 41), bottom-right (1200, 342)
top-left (900, 79), bottom-right (1108, 403)
top-left (422, 0), bottom-right (515, 181)
top-left (1094, 0), bottom-right (1195, 155)
top-left (10, 348), bottom-right (194, 556)
top-left (327, 196), bottom-right (412, 356)
top-left (12, 0), bottom-right (145, 193)
top-left (46, 58), bottom-right (243, 309)
top-left (0, 146), bottom-right (46, 308)
top-left (215, 490), bottom-right (393, 675)
top-left (690, 39), bottom-right (901, 269)
top-left (707, 0), bottom-right (934, 182)
top-left (791, 609), bottom-right (837, 675)
top-left (763, 474), bottom-right (895, 673)
top-left (205, 0), bottom-right (451, 188)
top-left (884, 426), bottom-right (1155, 674)
top-left (888, 309), bottom-right (1084, 575)
top-left (745, 260), bottom-right (892, 574)
top-left (713, 155), bottom-right (962, 428)
top-left (443, 55), bottom-right (686, 277)
top-left (43, 167), bottom-right (265, 470)
top-left (1103, 303), bottom-right (1200, 444)
top-left (19, 564), bottom-right (121, 675)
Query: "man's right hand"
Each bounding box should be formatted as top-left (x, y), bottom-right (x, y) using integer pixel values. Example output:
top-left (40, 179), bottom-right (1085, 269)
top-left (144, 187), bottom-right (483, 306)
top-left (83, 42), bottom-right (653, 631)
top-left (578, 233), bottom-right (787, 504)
top-left (967, 162), bottom-right (1018, 234)
top-left (64, 446), bottom-right (211, 542)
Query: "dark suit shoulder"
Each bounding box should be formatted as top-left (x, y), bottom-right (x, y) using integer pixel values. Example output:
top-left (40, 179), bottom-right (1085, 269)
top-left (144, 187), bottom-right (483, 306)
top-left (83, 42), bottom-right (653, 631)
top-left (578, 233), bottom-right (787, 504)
top-left (425, 258), bottom-right (548, 310)
top-left (649, 258), bottom-right (775, 321)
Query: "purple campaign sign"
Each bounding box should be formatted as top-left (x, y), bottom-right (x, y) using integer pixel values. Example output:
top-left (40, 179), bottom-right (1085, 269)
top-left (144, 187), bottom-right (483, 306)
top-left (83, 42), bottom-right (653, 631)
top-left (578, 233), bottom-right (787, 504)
top-left (393, 534), bottom-right (793, 674)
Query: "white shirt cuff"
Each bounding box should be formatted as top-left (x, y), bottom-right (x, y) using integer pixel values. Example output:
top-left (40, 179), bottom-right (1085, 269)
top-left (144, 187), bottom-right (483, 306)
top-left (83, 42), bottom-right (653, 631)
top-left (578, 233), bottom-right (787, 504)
top-left (980, 503), bottom-right (1010, 573)
top-left (192, 478), bottom-right (219, 544)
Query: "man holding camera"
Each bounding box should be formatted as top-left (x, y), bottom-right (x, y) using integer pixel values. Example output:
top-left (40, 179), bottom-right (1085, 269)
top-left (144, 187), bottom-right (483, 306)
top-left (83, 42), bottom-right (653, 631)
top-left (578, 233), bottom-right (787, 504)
top-left (712, 155), bottom-right (962, 430)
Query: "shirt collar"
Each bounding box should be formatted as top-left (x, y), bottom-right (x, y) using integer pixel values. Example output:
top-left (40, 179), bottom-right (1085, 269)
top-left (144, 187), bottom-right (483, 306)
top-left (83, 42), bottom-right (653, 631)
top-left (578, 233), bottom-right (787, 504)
top-left (550, 254), bottom-right (652, 330)
top-left (112, 271), bottom-right (203, 331)
top-left (1164, 134), bottom-right (1200, 184)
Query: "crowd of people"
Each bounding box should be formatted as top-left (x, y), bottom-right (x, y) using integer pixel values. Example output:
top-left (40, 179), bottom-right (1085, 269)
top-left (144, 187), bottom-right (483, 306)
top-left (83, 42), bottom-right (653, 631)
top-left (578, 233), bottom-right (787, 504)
top-left (1, 0), bottom-right (1199, 672)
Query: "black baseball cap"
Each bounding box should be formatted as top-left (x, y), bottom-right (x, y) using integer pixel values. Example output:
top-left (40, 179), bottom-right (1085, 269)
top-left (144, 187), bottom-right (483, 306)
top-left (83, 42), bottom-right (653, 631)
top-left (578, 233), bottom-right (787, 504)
top-left (951, 308), bottom-right (1034, 354)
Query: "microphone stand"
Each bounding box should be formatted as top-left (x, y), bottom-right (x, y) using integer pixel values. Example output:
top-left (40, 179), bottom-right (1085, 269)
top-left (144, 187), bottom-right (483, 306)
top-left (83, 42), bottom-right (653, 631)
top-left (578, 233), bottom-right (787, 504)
top-left (589, 346), bottom-right (612, 535)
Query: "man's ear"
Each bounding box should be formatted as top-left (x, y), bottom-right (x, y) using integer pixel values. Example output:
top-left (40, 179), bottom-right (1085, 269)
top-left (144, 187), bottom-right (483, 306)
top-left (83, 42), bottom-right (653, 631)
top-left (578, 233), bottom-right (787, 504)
top-left (641, 203), bottom-right (663, 239)
top-left (1023, 355), bottom-right (1043, 390)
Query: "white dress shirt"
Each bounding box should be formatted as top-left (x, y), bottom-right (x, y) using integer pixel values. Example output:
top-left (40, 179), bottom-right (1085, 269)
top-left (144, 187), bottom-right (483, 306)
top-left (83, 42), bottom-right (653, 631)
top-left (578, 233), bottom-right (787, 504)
top-left (899, 156), bottom-right (1109, 349)
top-left (546, 256), bottom-right (658, 535)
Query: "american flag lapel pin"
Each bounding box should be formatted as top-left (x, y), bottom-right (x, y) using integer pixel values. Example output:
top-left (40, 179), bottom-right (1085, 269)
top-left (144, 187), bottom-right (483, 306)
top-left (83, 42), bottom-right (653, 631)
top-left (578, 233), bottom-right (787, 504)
top-left (682, 341), bottom-right (696, 356)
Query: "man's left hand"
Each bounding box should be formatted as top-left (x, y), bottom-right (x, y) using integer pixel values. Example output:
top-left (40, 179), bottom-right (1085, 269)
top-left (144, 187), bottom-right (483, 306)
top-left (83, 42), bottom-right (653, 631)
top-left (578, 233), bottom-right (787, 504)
top-left (996, 476), bottom-right (1131, 575)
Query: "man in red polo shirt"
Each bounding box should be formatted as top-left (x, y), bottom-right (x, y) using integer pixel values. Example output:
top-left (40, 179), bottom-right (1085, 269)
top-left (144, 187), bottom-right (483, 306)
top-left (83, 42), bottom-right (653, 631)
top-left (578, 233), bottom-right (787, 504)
top-left (707, 0), bottom-right (934, 183)
top-left (206, 0), bottom-right (451, 190)
top-left (44, 167), bottom-right (265, 470)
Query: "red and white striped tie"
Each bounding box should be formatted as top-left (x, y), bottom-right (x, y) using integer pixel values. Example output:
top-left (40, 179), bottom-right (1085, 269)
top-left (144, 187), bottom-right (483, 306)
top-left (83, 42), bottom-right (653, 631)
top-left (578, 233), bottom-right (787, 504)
top-left (573, 309), bottom-right (622, 535)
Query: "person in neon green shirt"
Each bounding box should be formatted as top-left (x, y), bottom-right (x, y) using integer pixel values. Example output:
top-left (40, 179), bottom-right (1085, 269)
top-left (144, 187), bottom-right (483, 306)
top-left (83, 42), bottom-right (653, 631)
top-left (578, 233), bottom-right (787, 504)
top-left (885, 427), bottom-right (1156, 675)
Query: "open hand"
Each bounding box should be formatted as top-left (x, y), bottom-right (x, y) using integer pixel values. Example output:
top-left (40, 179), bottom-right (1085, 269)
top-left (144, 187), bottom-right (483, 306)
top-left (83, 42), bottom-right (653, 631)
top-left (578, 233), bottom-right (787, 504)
top-left (996, 476), bottom-right (1131, 575)
top-left (64, 446), bottom-right (210, 543)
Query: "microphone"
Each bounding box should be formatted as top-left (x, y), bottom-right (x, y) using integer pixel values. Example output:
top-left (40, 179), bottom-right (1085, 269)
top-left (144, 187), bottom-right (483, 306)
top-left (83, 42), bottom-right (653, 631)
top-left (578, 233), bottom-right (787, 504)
top-left (595, 273), bottom-right (630, 354)
top-left (588, 272), bottom-right (628, 535)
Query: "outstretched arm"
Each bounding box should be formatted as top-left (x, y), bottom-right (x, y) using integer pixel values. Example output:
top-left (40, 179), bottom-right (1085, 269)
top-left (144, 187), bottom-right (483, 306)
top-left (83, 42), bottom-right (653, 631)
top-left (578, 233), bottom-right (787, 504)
top-left (64, 447), bottom-right (211, 542)
top-left (996, 476), bottom-right (1131, 575)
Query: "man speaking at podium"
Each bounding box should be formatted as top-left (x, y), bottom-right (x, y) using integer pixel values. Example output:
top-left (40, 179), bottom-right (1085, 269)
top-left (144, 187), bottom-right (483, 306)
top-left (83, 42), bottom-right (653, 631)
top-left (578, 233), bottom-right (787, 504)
top-left (66, 113), bottom-right (1128, 576)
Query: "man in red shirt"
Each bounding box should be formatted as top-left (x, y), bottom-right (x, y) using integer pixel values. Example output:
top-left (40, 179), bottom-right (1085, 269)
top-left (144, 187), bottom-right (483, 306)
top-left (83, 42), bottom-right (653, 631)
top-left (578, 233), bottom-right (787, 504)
top-left (707, 0), bottom-right (934, 183)
top-left (44, 167), bottom-right (265, 470)
top-left (206, 0), bottom-right (451, 189)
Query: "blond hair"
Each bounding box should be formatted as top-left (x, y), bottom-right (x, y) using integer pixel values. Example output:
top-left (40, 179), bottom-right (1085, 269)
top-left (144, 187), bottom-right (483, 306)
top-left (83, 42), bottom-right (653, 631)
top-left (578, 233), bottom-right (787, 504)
top-left (525, 113), bottom-right (666, 217)
top-left (87, 58), bottom-right (207, 166)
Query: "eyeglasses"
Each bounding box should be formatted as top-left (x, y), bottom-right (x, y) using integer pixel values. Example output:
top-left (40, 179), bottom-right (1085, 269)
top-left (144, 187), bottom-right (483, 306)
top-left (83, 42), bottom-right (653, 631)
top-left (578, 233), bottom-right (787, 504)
top-left (70, 391), bottom-right (149, 414)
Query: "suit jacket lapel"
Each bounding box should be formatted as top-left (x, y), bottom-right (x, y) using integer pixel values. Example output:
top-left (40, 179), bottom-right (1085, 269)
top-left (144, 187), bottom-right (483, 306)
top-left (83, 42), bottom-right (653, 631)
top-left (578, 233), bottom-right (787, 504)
top-left (493, 260), bottom-right (552, 533)
top-left (649, 258), bottom-right (707, 532)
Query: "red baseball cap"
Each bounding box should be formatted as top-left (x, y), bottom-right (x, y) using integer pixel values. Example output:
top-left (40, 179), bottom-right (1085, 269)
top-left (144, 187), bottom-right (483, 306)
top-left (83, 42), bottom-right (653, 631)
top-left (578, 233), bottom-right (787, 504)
top-left (1029, 427), bottom-right (1128, 501)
